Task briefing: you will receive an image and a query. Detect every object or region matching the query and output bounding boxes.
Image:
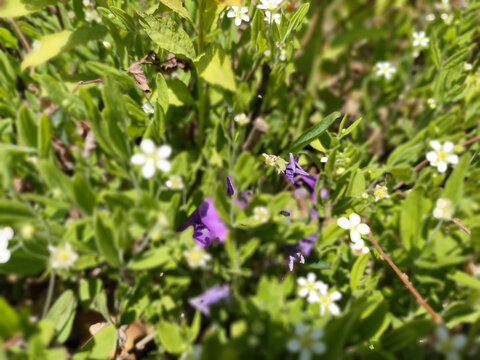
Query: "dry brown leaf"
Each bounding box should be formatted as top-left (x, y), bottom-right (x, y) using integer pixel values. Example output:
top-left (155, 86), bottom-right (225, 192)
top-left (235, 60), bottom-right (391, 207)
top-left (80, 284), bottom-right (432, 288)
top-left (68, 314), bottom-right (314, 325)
top-left (126, 55), bottom-right (152, 94)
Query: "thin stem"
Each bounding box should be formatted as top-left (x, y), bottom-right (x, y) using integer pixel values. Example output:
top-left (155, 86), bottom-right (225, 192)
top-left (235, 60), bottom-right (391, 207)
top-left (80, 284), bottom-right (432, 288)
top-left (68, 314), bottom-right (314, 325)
top-left (367, 232), bottom-right (443, 324)
top-left (42, 271), bottom-right (56, 318)
top-left (451, 218), bottom-right (471, 235)
top-left (9, 19), bottom-right (30, 52)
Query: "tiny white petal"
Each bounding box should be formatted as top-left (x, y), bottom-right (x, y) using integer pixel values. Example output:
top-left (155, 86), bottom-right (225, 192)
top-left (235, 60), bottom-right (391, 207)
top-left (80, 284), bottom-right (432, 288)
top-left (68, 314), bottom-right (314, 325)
top-left (157, 145), bottom-right (172, 159)
top-left (317, 282), bottom-right (328, 295)
top-left (130, 153), bottom-right (146, 165)
top-left (140, 139), bottom-right (155, 154)
top-left (437, 161), bottom-right (448, 173)
top-left (452, 334), bottom-right (466, 349)
top-left (0, 249), bottom-right (11, 263)
top-left (337, 217), bottom-right (350, 229)
top-left (330, 291), bottom-right (342, 301)
top-left (357, 223), bottom-right (370, 235)
top-left (2, 227), bottom-right (14, 241)
top-left (156, 159), bottom-right (171, 172)
top-left (286, 339), bottom-right (301, 352)
top-left (141, 161), bottom-right (156, 179)
top-left (350, 230), bottom-right (361, 243)
top-left (311, 341), bottom-right (326, 354)
top-left (349, 213), bottom-right (361, 226)
top-left (443, 141), bottom-right (454, 152)
top-left (328, 303), bottom-right (341, 315)
top-left (294, 323), bottom-right (307, 335)
top-left (307, 272), bottom-right (316, 283)
top-left (430, 140), bottom-right (441, 151)
top-left (310, 328), bottom-right (324, 340)
top-left (426, 151), bottom-right (438, 162)
top-left (447, 154), bottom-right (458, 164)
top-left (297, 277), bottom-right (307, 286)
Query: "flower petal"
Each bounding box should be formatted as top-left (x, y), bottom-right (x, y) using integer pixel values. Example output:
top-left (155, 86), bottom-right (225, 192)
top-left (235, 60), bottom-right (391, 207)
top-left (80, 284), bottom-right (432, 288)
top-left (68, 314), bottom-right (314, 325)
top-left (130, 153), bottom-right (146, 165)
top-left (349, 213), bottom-right (361, 226)
top-left (357, 223), bottom-right (370, 235)
top-left (426, 151), bottom-right (437, 163)
top-left (286, 339), bottom-right (301, 353)
top-left (430, 140), bottom-right (441, 151)
top-left (350, 230), bottom-right (361, 243)
top-left (226, 11), bottom-right (235, 18)
top-left (307, 272), bottom-right (316, 283)
top-left (0, 249), bottom-right (11, 263)
top-left (447, 154), bottom-right (458, 165)
top-left (156, 159), bottom-right (171, 172)
top-left (437, 161), bottom-right (448, 173)
top-left (299, 349), bottom-right (311, 360)
top-left (157, 145), bottom-right (172, 159)
top-left (312, 341), bottom-right (326, 354)
top-left (317, 281), bottom-right (328, 295)
top-left (297, 277), bottom-right (307, 286)
top-left (2, 227), bottom-right (13, 241)
top-left (329, 303), bottom-right (341, 315)
top-left (443, 141), bottom-right (454, 152)
top-left (140, 139), bottom-right (155, 154)
top-left (141, 161), bottom-right (156, 179)
top-left (235, 17), bottom-right (242, 26)
top-left (337, 217), bottom-right (350, 229)
top-left (330, 291), bottom-right (342, 301)
top-left (310, 328), bottom-right (324, 340)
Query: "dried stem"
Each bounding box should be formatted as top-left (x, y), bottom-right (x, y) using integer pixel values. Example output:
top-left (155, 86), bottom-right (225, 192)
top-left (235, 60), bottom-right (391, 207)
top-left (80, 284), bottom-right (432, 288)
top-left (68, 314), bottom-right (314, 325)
top-left (72, 78), bottom-right (104, 93)
top-left (451, 218), bottom-right (471, 235)
top-left (462, 134), bottom-right (480, 147)
top-left (367, 232), bottom-right (443, 324)
top-left (9, 18), bottom-right (30, 52)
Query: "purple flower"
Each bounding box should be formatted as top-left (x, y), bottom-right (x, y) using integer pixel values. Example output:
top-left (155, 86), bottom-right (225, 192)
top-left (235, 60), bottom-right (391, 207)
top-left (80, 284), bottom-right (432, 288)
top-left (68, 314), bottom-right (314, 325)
top-left (287, 249), bottom-right (305, 271)
top-left (320, 188), bottom-right (328, 200)
top-left (188, 284), bottom-right (231, 315)
top-left (284, 153), bottom-right (318, 200)
top-left (177, 198), bottom-right (228, 248)
top-left (226, 175), bottom-right (235, 196)
top-left (298, 233), bottom-right (317, 256)
top-left (286, 233), bottom-right (317, 271)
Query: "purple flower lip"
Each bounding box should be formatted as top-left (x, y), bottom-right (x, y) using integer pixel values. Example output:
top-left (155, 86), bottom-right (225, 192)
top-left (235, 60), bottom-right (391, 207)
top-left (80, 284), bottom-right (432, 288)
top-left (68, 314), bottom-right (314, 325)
top-left (177, 198), bottom-right (227, 248)
top-left (227, 175), bottom-right (235, 196)
top-left (284, 153), bottom-right (318, 192)
top-left (188, 284), bottom-right (231, 315)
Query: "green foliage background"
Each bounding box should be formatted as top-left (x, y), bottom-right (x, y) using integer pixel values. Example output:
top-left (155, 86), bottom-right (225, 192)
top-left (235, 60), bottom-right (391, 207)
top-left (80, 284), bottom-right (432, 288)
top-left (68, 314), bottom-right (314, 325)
top-left (0, 0), bottom-right (480, 359)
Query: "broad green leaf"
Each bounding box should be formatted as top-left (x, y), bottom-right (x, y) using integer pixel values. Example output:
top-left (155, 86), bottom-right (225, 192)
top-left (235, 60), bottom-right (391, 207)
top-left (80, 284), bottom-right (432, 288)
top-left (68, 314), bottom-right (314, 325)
top-left (72, 324), bottom-right (116, 360)
top-left (0, 0), bottom-right (57, 18)
top-left (94, 212), bottom-right (121, 268)
top-left (160, 0), bottom-right (193, 24)
top-left (73, 173), bottom-right (96, 215)
top-left (21, 25), bottom-right (107, 70)
top-left (350, 253), bottom-right (369, 291)
top-left (167, 79), bottom-right (195, 106)
top-left (287, 112), bottom-right (340, 153)
top-left (447, 271), bottom-right (480, 290)
top-left (0, 297), bottom-right (19, 337)
top-left (345, 170), bottom-right (365, 197)
top-left (139, 13), bottom-right (196, 60)
top-left (442, 154), bottom-right (469, 203)
top-left (0, 199), bottom-right (33, 222)
top-left (195, 44), bottom-right (236, 91)
top-left (157, 321), bottom-right (189, 355)
top-left (109, 6), bottom-right (136, 31)
top-left (37, 113), bottom-right (52, 157)
top-left (128, 247), bottom-right (172, 270)
top-left (400, 186), bottom-right (429, 250)
top-left (46, 290), bottom-right (77, 343)
top-left (17, 105), bottom-right (37, 148)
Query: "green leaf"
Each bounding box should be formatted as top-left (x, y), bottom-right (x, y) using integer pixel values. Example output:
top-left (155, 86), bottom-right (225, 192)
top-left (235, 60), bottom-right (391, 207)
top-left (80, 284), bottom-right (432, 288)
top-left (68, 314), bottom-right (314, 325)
top-left (72, 324), bottom-right (116, 360)
top-left (128, 247), bottom-right (172, 270)
top-left (442, 154), bottom-right (469, 203)
top-left (157, 321), bottom-right (188, 355)
top-left (282, 3), bottom-right (310, 42)
top-left (37, 113), bottom-right (53, 157)
top-left (195, 44), bottom-right (236, 91)
top-left (73, 173), bottom-right (96, 215)
top-left (109, 6), bottom-right (136, 31)
top-left (159, 0), bottom-right (193, 24)
top-left (0, 0), bottom-right (58, 18)
top-left (17, 105), bottom-right (37, 148)
top-left (0, 28), bottom-right (17, 47)
top-left (350, 253), bottom-right (369, 291)
top-left (0, 297), bottom-right (19, 337)
top-left (167, 79), bottom-right (195, 106)
top-left (139, 13), bottom-right (196, 60)
top-left (429, 32), bottom-right (442, 69)
top-left (400, 186), bottom-right (429, 251)
top-left (345, 170), bottom-right (365, 197)
top-left (287, 112), bottom-right (340, 153)
top-left (156, 73), bottom-right (169, 113)
top-left (21, 25), bottom-right (107, 70)
top-left (46, 290), bottom-right (77, 343)
top-left (447, 271), bottom-right (480, 290)
top-left (94, 212), bottom-right (121, 268)
top-left (38, 160), bottom-right (75, 201)
top-left (381, 319), bottom-right (434, 352)
top-left (340, 117), bottom-right (362, 138)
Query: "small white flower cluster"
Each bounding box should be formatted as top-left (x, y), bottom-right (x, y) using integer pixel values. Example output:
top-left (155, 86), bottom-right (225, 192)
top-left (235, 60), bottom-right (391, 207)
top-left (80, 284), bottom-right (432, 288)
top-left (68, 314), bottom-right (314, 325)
top-left (434, 326), bottom-right (466, 360)
top-left (184, 246), bottom-right (211, 269)
top-left (286, 323), bottom-right (326, 359)
top-left (0, 227), bottom-right (14, 264)
top-left (426, 140), bottom-right (458, 173)
top-left (49, 243), bottom-right (78, 269)
top-left (297, 272), bottom-right (342, 315)
top-left (226, 6), bottom-right (249, 27)
top-left (427, 98), bottom-right (436, 109)
top-left (412, 31), bottom-right (430, 49)
top-left (253, 206), bottom-right (269, 223)
top-left (433, 198), bottom-right (454, 220)
top-left (234, 113), bottom-right (249, 126)
top-left (276, 42), bottom-right (287, 61)
top-left (337, 213), bottom-right (370, 255)
top-left (131, 139), bottom-right (172, 179)
top-left (166, 175), bottom-right (184, 190)
top-left (257, 0), bottom-right (282, 25)
top-left (373, 184), bottom-right (389, 202)
top-left (375, 61), bottom-right (396, 80)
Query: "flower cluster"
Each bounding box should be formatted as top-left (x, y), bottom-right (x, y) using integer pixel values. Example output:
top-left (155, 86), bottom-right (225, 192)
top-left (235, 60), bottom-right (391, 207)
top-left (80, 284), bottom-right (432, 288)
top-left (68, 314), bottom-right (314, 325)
top-left (131, 139), bottom-right (172, 179)
top-left (337, 213), bottom-right (370, 255)
top-left (286, 323), bottom-right (326, 360)
top-left (426, 140), bottom-right (458, 173)
top-left (375, 61), bottom-right (396, 79)
top-left (297, 272), bottom-right (342, 316)
top-left (49, 243), bottom-right (78, 269)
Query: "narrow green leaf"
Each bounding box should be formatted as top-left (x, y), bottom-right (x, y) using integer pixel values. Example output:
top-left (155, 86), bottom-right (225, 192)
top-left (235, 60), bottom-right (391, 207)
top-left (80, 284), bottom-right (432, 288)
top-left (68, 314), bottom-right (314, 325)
top-left (288, 112), bottom-right (340, 153)
top-left (128, 247), bottom-right (171, 270)
top-left (73, 173), bottom-right (95, 215)
top-left (282, 3), bottom-right (310, 42)
top-left (0, 297), bottom-right (19, 337)
top-left (38, 160), bottom-right (75, 201)
top-left (429, 32), bottom-right (442, 69)
top-left (46, 290), bottom-right (77, 343)
top-left (447, 271), bottom-right (480, 290)
top-left (345, 170), bottom-right (365, 197)
top-left (17, 105), bottom-right (37, 148)
top-left (94, 212), bottom-right (121, 268)
top-left (400, 186), bottom-right (429, 250)
top-left (442, 154), bottom-right (469, 203)
top-left (350, 253), bottom-right (369, 290)
top-left (156, 73), bottom-right (169, 113)
top-left (38, 113), bottom-right (52, 157)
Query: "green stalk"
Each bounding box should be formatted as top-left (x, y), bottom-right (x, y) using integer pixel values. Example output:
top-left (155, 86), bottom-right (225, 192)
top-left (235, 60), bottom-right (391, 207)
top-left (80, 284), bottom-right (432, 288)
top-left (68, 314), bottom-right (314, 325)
top-left (196, 0), bottom-right (206, 145)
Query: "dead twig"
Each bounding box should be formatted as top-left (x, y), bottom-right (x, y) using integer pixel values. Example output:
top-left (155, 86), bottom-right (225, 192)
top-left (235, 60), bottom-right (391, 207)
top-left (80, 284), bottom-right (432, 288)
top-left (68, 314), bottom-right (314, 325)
top-left (72, 78), bottom-right (104, 93)
top-left (367, 231), bottom-right (443, 325)
top-left (451, 218), bottom-right (471, 235)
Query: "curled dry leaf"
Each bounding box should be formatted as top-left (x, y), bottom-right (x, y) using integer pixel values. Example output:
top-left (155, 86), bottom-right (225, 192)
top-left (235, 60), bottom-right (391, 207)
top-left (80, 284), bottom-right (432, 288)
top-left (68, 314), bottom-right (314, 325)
top-left (126, 55), bottom-right (152, 94)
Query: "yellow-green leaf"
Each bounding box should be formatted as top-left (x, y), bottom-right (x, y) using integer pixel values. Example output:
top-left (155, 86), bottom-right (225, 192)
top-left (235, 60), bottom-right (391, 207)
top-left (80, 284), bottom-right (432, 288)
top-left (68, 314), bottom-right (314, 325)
top-left (195, 44), bottom-right (236, 91)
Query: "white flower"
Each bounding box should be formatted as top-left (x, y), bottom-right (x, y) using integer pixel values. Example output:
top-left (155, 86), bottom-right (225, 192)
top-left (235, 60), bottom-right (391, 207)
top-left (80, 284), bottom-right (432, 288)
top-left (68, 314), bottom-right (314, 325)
top-left (337, 213), bottom-right (370, 243)
top-left (433, 198), bottom-right (454, 220)
top-left (49, 243), bottom-right (78, 269)
top-left (297, 272), bottom-right (324, 303)
top-left (85, 9), bottom-right (101, 22)
top-left (142, 102), bottom-right (154, 114)
top-left (264, 11), bottom-right (280, 25)
top-left (413, 31), bottom-right (430, 48)
top-left (361, 192), bottom-right (369, 200)
top-left (463, 62), bottom-right (473, 71)
top-left (131, 139), bottom-right (172, 179)
top-left (183, 246), bottom-right (211, 269)
top-left (102, 41), bottom-right (111, 49)
top-left (434, 326), bottom-right (466, 360)
top-left (373, 185), bottom-right (389, 201)
top-left (82, 0), bottom-right (91, 6)
top-left (262, 153), bottom-right (287, 172)
top-left (226, 6), bottom-right (249, 26)
top-left (310, 283), bottom-right (342, 316)
top-left (32, 40), bottom-right (40, 50)
top-left (440, 13), bottom-right (453, 25)
top-left (286, 323), bottom-right (326, 360)
top-left (0, 226), bottom-right (14, 264)
top-left (253, 206), bottom-right (269, 223)
top-left (350, 239), bottom-right (370, 256)
top-left (166, 175), bottom-right (184, 190)
top-left (375, 61), bottom-right (396, 79)
top-left (426, 13), bottom-right (436, 21)
top-left (427, 98), bottom-right (436, 109)
top-left (426, 140), bottom-right (458, 173)
top-left (234, 113), bottom-right (249, 126)
top-left (320, 156), bottom-right (328, 163)
top-left (257, 0), bottom-right (282, 11)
